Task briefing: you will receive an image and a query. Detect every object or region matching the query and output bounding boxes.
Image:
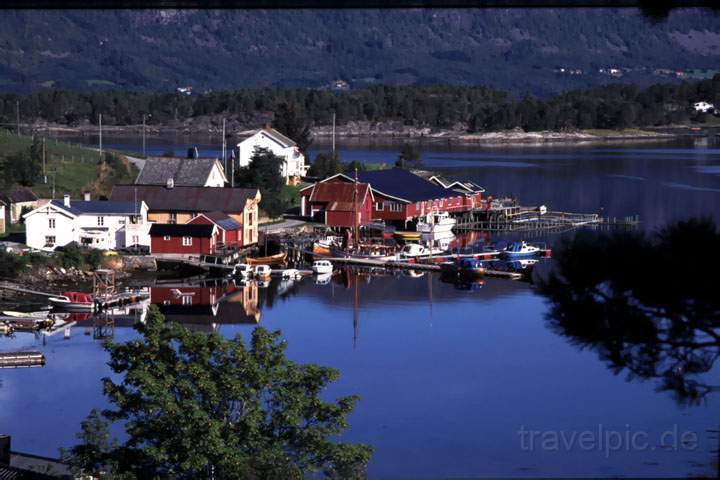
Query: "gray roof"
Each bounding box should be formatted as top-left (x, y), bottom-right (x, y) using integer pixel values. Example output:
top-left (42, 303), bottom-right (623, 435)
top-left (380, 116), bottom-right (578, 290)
top-left (51, 200), bottom-right (143, 216)
top-left (111, 185), bottom-right (259, 213)
top-left (241, 128), bottom-right (296, 148)
top-left (136, 157), bottom-right (224, 187)
top-left (0, 188), bottom-right (38, 204)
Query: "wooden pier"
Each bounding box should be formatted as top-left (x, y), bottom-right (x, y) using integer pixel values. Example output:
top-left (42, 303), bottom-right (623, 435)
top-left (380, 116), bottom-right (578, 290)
top-left (0, 351), bottom-right (45, 369)
top-left (326, 257), bottom-right (523, 280)
top-left (454, 207), bottom-right (640, 232)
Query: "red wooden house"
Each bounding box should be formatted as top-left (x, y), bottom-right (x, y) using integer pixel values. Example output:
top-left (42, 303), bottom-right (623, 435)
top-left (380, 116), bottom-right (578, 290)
top-left (187, 211), bottom-right (243, 249)
top-left (300, 181), bottom-right (373, 228)
top-left (301, 169), bottom-right (485, 226)
top-left (149, 223), bottom-right (217, 257)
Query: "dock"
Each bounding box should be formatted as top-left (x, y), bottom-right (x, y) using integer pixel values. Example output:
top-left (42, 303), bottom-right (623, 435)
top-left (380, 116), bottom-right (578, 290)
top-left (0, 351), bottom-right (45, 369)
top-left (326, 257), bottom-right (523, 280)
top-left (454, 207), bottom-right (640, 232)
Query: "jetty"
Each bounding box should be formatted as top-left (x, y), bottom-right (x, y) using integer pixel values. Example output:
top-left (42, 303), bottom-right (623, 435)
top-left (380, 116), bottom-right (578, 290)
top-left (0, 351), bottom-right (45, 369)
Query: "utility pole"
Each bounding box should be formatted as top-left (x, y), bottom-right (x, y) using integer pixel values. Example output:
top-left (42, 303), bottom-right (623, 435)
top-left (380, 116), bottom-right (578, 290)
top-left (16, 100), bottom-right (20, 136)
top-left (99, 113), bottom-right (103, 160)
top-left (52, 170), bottom-right (56, 199)
top-left (332, 111), bottom-right (336, 157)
top-left (222, 118), bottom-right (227, 174)
top-left (353, 167), bottom-right (359, 249)
top-left (142, 114), bottom-right (146, 157)
top-left (42, 137), bottom-right (47, 184)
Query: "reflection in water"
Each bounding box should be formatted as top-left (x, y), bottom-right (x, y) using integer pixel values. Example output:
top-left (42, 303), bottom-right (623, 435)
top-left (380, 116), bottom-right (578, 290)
top-left (538, 219), bottom-right (720, 405)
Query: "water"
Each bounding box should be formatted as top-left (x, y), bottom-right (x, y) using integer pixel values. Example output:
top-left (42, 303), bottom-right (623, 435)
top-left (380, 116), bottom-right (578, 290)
top-left (2, 135), bottom-right (720, 477)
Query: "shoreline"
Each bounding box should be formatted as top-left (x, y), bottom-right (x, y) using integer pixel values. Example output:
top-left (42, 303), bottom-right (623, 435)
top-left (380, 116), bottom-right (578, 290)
top-left (27, 123), bottom-right (689, 147)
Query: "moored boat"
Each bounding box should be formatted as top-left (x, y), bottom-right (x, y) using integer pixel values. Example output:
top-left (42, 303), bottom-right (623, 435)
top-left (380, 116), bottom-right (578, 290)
top-left (500, 241), bottom-right (542, 258)
top-left (416, 211), bottom-right (456, 234)
top-left (49, 291), bottom-right (94, 312)
top-left (312, 260), bottom-right (333, 274)
top-left (394, 231), bottom-right (422, 242)
top-left (246, 252), bottom-right (288, 266)
top-left (231, 263), bottom-right (253, 278)
top-left (253, 265), bottom-right (272, 279)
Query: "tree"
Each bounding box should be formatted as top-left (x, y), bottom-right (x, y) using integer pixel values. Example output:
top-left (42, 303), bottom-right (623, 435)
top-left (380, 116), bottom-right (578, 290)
top-left (308, 152), bottom-right (342, 178)
top-left (5, 150), bottom-right (40, 187)
top-left (64, 307), bottom-right (372, 479)
top-left (187, 146), bottom-right (199, 159)
top-left (272, 102), bottom-right (313, 155)
top-left (236, 146), bottom-right (288, 218)
top-left (396, 143), bottom-right (422, 169)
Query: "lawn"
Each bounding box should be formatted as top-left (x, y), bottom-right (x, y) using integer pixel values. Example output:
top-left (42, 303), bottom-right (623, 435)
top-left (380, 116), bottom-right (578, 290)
top-left (0, 130), bottom-right (137, 199)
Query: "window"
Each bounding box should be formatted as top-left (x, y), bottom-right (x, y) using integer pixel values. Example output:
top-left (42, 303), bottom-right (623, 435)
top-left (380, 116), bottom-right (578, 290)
top-left (44, 236), bottom-right (56, 247)
top-left (132, 235), bottom-right (139, 245)
top-left (387, 202), bottom-right (402, 213)
top-left (416, 202), bottom-right (421, 210)
top-left (48, 218), bottom-right (55, 229)
top-left (182, 236), bottom-right (193, 246)
top-left (169, 212), bottom-right (177, 224)
top-left (248, 212), bottom-right (253, 225)
top-left (182, 295), bottom-right (193, 305)
top-left (97, 216), bottom-right (104, 226)
top-left (375, 202), bottom-right (384, 211)
top-left (130, 215), bottom-right (138, 224)
top-left (163, 235), bottom-right (171, 241)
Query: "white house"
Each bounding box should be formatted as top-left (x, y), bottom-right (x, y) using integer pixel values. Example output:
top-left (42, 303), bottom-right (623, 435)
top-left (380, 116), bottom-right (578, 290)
top-left (237, 127), bottom-right (309, 182)
top-left (693, 101), bottom-right (715, 113)
top-left (23, 195), bottom-right (151, 251)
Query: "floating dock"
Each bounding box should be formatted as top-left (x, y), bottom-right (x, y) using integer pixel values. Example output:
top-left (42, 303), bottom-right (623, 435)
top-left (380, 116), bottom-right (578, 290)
top-left (0, 351), bottom-right (46, 369)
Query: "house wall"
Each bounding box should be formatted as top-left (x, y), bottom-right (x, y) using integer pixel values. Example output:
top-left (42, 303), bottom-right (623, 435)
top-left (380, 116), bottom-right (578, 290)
top-left (237, 132), bottom-right (307, 178)
top-left (10, 201), bottom-right (38, 224)
top-left (150, 234), bottom-right (214, 255)
top-left (0, 205), bottom-right (5, 235)
top-left (148, 211), bottom-right (195, 224)
top-left (25, 205), bottom-right (78, 250)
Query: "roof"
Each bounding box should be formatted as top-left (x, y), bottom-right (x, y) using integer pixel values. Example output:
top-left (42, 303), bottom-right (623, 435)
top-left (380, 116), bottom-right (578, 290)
top-left (308, 182), bottom-right (371, 211)
top-left (110, 185), bottom-right (259, 213)
top-left (356, 168), bottom-right (457, 203)
top-left (50, 200), bottom-right (143, 216)
top-left (193, 211), bottom-right (242, 231)
top-left (150, 223), bottom-right (215, 237)
top-left (136, 157), bottom-right (225, 186)
top-left (1, 188), bottom-right (38, 204)
top-left (428, 175), bottom-right (485, 193)
top-left (240, 128), bottom-right (296, 148)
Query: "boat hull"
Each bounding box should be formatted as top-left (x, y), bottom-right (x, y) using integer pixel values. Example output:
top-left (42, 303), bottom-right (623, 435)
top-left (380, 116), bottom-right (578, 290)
top-left (246, 252), bottom-right (288, 266)
top-left (49, 298), bottom-right (94, 312)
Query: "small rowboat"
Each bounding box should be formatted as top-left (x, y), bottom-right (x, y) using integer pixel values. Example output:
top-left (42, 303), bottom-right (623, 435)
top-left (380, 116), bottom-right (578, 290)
top-left (49, 291), bottom-right (94, 312)
top-left (246, 252), bottom-right (288, 266)
top-left (394, 231), bottom-right (422, 242)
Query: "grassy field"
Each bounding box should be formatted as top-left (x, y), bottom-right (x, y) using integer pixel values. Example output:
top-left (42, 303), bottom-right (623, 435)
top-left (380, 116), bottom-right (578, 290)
top-left (0, 130), bottom-right (137, 199)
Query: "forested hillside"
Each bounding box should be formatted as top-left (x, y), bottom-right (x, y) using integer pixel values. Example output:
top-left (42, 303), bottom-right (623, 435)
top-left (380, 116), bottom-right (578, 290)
top-left (1, 77), bottom-right (719, 133)
top-left (0, 9), bottom-right (719, 95)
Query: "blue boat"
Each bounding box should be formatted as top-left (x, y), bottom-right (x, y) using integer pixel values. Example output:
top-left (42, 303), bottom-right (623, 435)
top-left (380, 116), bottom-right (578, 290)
top-left (501, 241), bottom-right (542, 258)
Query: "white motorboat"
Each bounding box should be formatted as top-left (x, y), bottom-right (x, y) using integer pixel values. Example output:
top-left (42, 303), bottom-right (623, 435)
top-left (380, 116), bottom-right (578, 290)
top-left (232, 263), bottom-right (253, 278)
top-left (416, 211), bottom-right (456, 234)
top-left (501, 241), bottom-right (542, 258)
top-left (253, 265), bottom-right (272, 279)
top-left (398, 243), bottom-right (446, 259)
top-left (312, 260), bottom-right (333, 274)
top-left (315, 272), bottom-right (333, 285)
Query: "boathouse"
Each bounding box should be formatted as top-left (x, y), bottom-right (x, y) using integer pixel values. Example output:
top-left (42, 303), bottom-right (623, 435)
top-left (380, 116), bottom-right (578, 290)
top-left (300, 180), bottom-right (373, 228)
top-left (111, 185), bottom-right (260, 246)
top-left (187, 211), bottom-right (243, 249)
top-left (149, 223), bottom-right (217, 257)
top-left (301, 168), bottom-right (484, 226)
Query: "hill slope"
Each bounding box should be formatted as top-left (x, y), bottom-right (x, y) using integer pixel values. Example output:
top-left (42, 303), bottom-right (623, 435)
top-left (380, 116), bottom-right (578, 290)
top-left (1, 9), bottom-right (719, 95)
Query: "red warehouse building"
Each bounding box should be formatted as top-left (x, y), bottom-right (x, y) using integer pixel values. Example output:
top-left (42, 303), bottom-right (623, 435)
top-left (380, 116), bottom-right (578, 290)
top-left (149, 223), bottom-right (217, 257)
top-left (187, 211), bottom-right (243, 250)
top-left (300, 181), bottom-right (373, 228)
top-left (301, 169), bottom-right (486, 226)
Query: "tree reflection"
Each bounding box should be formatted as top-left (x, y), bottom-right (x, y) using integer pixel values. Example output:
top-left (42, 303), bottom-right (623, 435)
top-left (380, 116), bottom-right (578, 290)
top-left (537, 218), bottom-right (720, 405)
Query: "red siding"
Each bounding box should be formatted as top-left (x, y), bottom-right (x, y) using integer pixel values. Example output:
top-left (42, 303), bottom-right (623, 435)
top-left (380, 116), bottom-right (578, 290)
top-left (187, 215), bottom-right (243, 248)
top-left (151, 235), bottom-right (214, 255)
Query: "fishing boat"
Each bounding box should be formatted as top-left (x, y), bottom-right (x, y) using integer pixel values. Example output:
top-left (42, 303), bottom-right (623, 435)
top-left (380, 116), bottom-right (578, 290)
top-left (246, 252), bottom-right (287, 266)
top-left (49, 291), bottom-right (94, 312)
top-left (398, 243), bottom-right (446, 259)
top-left (312, 260), bottom-right (334, 274)
top-left (501, 241), bottom-right (542, 258)
top-left (253, 265), bottom-right (272, 279)
top-left (416, 211), bottom-right (456, 234)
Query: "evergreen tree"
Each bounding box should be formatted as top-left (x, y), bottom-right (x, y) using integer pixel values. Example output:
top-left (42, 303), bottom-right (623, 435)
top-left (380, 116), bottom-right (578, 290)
top-left (396, 143), bottom-right (422, 169)
top-left (272, 102), bottom-right (313, 155)
top-left (236, 146), bottom-right (287, 218)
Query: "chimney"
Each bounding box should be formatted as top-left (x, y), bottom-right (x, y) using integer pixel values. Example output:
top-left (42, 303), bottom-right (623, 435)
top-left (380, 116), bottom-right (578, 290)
top-left (166, 178), bottom-right (174, 189)
top-left (83, 192), bottom-right (91, 201)
top-left (0, 435), bottom-right (10, 465)
top-left (63, 194), bottom-right (71, 208)
top-left (264, 122), bottom-right (271, 130)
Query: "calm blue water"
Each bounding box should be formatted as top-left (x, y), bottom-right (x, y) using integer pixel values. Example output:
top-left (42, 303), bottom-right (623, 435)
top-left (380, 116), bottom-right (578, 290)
top-left (2, 136), bottom-right (719, 477)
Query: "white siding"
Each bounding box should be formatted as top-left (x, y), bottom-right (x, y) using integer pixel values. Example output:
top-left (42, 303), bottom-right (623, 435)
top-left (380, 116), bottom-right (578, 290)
top-left (237, 131), bottom-right (308, 179)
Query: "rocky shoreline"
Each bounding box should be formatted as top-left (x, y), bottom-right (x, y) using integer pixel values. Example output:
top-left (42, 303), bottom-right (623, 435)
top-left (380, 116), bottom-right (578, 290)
top-left (29, 118), bottom-right (681, 146)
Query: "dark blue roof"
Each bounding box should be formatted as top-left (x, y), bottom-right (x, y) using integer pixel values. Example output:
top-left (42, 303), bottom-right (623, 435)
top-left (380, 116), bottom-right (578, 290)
top-left (357, 168), bottom-right (454, 203)
top-left (216, 218), bottom-right (241, 231)
top-left (52, 200), bottom-right (142, 216)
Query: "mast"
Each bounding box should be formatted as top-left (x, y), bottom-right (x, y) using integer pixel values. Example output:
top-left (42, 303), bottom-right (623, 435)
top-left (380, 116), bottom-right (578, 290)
top-left (353, 167), bottom-right (359, 249)
top-left (332, 111), bottom-right (336, 157)
top-left (222, 118), bottom-right (227, 175)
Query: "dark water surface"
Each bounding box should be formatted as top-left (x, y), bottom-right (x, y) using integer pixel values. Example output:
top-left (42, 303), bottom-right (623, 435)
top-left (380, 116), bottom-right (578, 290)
top-left (2, 136), bottom-right (719, 477)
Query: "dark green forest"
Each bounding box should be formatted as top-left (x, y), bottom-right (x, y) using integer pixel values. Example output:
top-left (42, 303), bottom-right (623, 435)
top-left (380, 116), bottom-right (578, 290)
top-left (1, 76), bottom-right (719, 133)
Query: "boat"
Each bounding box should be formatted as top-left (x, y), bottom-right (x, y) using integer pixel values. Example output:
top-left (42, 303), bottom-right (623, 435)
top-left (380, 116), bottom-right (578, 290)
top-left (246, 252), bottom-right (287, 266)
top-left (280, 268), bottom-right (303, 279)
top-left (457, 257), bottom-right (486, 279)
top-left (501, 241), bottom-right (542, 258)
top-left (398, 243), bottom-right (446, 259)
top-left (394, 231), bottom-right (422, 242)
top-left (416, 211), bottom-right (456, 234)
top-left (231, 263), bottom-right (253, 278)
top-left (315, 272), bottom-right (333, 285)
top-left (49, 291), bottom-right (94, 312)
top-left (2, 310), bottom-right (50, 320)
top-left (312, 260), bottom-right (333, 274)
top-left (253, 265), bottom-right (272, 279)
